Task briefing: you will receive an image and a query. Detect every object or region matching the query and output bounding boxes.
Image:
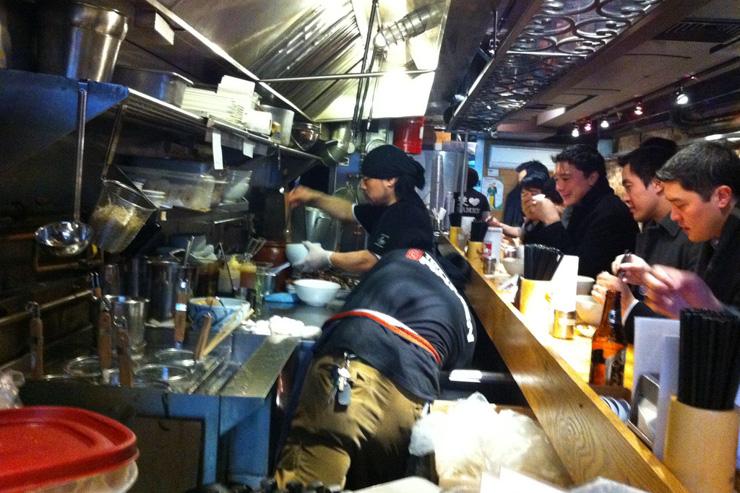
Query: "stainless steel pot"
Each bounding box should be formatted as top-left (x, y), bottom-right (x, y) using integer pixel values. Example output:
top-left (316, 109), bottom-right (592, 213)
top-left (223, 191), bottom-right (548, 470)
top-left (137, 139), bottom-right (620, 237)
top-left (105, 295), bottom-right (148, 354)
top-left (146, 258), bottom-right (198, 321)
top-left (304, 206), bottom-right (340, 251)
top-left (36, 0), bottom-right (128, 82)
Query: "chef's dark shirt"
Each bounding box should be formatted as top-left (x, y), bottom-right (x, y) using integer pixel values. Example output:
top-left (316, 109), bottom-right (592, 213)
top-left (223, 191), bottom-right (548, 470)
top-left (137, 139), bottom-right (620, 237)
top-left (460, 188), bottom-right (490, 219)
top-left (316, 249), bottom-right (476, 401)
top-left (353, 194), bottom-right (434, 256)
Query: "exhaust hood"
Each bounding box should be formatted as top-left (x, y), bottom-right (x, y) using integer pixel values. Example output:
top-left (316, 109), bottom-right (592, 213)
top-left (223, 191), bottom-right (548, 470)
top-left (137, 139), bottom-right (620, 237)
top-left (158, 0), bottom-right (451, 122)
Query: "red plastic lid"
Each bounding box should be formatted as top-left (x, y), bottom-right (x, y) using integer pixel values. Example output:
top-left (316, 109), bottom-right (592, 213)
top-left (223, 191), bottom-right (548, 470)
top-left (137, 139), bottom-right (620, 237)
top-left (0, 406), bottom-right (138, 492)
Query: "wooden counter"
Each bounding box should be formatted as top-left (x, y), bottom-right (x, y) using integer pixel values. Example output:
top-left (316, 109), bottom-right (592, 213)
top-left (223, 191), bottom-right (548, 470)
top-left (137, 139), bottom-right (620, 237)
top-left (446, 238), bottom-right (687, 492)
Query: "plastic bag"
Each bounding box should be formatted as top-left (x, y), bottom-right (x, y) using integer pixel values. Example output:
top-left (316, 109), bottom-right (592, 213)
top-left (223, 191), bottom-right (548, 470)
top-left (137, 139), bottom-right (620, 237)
top-left (0, 369), bottom-right (25, 409)
top-left (410, 392), bottom-right (569, 491)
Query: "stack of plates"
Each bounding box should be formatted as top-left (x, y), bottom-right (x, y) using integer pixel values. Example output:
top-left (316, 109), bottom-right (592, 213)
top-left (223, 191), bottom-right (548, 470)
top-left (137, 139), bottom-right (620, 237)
top-left (601, 395), bottom-right (630, 422)
top-left (181, 87), bottom-right (245, 126)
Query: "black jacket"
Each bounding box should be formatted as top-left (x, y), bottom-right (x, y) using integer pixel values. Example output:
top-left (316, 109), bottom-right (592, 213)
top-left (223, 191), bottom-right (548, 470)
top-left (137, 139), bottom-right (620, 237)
top-left (537, 181), bottom-right (638, 278)
top-left (698, 205), bottom-right (740, 311)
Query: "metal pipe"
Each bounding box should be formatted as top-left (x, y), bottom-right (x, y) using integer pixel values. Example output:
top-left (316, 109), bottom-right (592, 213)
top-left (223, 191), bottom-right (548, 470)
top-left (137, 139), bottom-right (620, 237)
top-left (260, 69), bottom-right (434, 83)
top-left (74, 85), bottom-right (87, 222)
top-left (0, 289), bottom-right (93, 328)
top-left (352, 0), bottom-right (379, 135)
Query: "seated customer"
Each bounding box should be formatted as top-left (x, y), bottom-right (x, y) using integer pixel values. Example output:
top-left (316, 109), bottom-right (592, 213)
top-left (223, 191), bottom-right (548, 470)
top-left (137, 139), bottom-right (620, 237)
top-left (275, 248), bottom-right (476, 490)
top-left (591, 140), bottom-right (702, 341)
top-left (526, 144), bottom-right (638, 277)
top-left (491, 171), bottom-right (563, 241)
top-left (621, 142), bottom-right (740, 317)
top-left (502, 160), bottom-right (550, 227)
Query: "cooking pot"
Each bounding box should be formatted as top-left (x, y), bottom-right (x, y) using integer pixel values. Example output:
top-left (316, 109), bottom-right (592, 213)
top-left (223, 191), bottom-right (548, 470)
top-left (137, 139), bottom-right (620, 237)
top-left (36, 0), bottom-right (128, 82)
top-left (145, 258), bottom-right (198, 321)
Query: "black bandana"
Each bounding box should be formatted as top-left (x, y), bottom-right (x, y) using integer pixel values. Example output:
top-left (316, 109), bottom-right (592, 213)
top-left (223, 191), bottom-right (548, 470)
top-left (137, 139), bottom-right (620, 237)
top-left (361, 145), bottom-right (425, 189)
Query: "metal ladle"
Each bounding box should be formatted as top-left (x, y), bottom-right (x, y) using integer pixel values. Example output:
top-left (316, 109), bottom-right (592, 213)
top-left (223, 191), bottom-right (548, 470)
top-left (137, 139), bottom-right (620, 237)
top-left (34, 85), bottom-right (93, 257)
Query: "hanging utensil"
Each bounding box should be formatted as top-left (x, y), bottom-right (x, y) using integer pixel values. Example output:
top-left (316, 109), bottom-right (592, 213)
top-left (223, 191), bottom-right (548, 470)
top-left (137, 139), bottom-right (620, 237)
top-left (115, 317), bottom-right (133, 388)
top-left (34, 85), bottom-right (93, 257)
top-left (97, 297), bottom-right (113, 371)
top-left (173, 278), bottom-right (190, 349)
top-left (26, 302), bottom-right (44, 379)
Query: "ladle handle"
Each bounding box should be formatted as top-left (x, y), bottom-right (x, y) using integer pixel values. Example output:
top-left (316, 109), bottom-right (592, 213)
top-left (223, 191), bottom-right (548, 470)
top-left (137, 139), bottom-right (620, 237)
top-left (97, 310), bottom-right (113, 370)
top-left (117, 327), bottom-right (133, 388)
top-left (174, 286), bottom-right (189, 345)
top-left (74, 86), bottom-right (87, 223)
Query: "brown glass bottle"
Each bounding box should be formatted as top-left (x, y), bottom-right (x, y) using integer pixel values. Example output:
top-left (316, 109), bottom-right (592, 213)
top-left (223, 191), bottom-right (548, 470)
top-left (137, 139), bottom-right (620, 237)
top-left (589, 290), bottom-right (626, 386)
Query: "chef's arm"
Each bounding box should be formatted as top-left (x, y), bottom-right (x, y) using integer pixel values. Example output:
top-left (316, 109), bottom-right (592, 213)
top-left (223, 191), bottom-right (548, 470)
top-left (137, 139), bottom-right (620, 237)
top-left (288, 186), bottom-right (356, 223)
top-left (330, 250), bottom-right (379, 273)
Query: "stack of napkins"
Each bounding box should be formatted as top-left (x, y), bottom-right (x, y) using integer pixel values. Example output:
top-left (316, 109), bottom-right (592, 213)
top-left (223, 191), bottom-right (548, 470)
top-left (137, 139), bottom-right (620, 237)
top-left (243, 315), bottom-right (321, 339)
top-left (181, 87), bottom-right (245, 126)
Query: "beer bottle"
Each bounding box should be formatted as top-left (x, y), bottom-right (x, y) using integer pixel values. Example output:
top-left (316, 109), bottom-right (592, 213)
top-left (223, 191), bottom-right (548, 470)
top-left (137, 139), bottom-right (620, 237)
top-left (589, 290), bottom-right (626, 386)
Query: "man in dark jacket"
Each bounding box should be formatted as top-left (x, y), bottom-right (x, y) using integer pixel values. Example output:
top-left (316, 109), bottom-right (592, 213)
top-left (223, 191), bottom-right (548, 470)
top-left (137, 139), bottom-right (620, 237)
top-left (621, 142), bottom-right (740, 317)
top-left (275, 249), bottom-right (476, 489)
top-left (526, 144), bottom-right (638, 277)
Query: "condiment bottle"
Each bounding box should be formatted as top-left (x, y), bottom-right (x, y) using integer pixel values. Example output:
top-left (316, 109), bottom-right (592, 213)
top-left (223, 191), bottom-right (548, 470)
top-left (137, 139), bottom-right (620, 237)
top-left (589, 290), bottom-right (626, 386)
top-left (240, 258), bottom-right (257, 291)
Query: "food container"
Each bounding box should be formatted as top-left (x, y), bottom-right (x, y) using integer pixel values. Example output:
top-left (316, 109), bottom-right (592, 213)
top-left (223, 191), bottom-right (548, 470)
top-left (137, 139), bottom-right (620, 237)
top-left (89, 180), bottom-right (156, 254)
top-left (36, 1), bottom-right (128, 82)
top-left (261, 104), bottom-right (294, 145)
top-left (121, 166), bottom-right (219, 211)
top-left (214, 169), bottom-right (252, 203)
top-left (113, 66), bottom-right (193, 106)
top-left (0, 406), bottom-right (138, 492)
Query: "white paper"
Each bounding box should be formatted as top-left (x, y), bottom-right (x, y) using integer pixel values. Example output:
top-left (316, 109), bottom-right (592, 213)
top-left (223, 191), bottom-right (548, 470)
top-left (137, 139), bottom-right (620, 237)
top-left (652, 335), bottom-right (680, 459)
top-left (242, 140), bottom-right (254, 158)
top-left (632, 317), bottom-right (680, 397)
top-left (212, 129), bottom-right (224, 170)
top-left (550, 255), bottom-right (578, 312)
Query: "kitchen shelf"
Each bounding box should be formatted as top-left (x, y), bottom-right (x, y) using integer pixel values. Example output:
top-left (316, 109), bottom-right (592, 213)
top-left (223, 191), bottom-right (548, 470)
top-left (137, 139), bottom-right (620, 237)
top-left (123, 89), bottom-right (323, 162)
top-left (125, 0), bottom-right (310, 121)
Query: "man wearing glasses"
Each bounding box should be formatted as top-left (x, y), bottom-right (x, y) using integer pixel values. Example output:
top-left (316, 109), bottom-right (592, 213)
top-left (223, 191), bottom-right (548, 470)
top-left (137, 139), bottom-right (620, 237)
top-left (288, 144), bottom-right (433, 273)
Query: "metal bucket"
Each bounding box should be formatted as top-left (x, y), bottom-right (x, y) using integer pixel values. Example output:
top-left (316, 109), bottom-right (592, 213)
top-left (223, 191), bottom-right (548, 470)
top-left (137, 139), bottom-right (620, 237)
top-left (36, 1), bottom-right (128, 82)
top-left (304, 206), bottom-right (340, 251)
top-left (106, 295), bottom-right (148, 354)
top-left (146, 259), bottom-right (198, 321)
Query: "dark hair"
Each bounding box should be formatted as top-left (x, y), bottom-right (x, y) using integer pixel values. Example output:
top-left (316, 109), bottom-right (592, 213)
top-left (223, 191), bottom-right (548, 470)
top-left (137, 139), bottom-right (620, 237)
top-left (521, 170), bottom-right (548, 190)
top-left (553, 144), bottom-right (606, 184)
top-left (395, 173), bottom-right (424, 199)
top-left (618, 144), bottom-right (677, 187)
top-left (640, 137), bottom-right (678, 154)
top-left (467, 167), bottom-right (480, 188)
top-left (516, 160), bottom-right (549, 176)
top-left (543, 178), bottom-right (563, 205)
top-left (656, 142), bottom-right (740, 200)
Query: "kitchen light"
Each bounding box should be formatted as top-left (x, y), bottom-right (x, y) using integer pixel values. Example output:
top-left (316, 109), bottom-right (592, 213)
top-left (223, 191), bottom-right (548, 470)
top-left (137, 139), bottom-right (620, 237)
top-left (583, 121), bottom-right (592, 133)
top-left (600, 117), bottom-right (610, 129)
top-left (633, 102), bottom-right (644, 116)
top-left (674, 87), bottom-right (689, 105)
top-left (705, 134), bottom-right (724, 141)
top-left (571, 125), bottom-right (580, 138)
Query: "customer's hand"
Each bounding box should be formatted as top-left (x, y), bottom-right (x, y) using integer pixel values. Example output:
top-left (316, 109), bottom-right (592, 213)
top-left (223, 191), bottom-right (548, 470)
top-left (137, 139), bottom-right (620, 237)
top-left (611, 253), bottom-right (650, 285)
top-left (293, 241), bottom-right (333, 272)
top-left (643, 265), bottom-right (723, 318)
top-left (525, 195), bottom-right (560, 225)
top-left (592, 271), bottom-right (635, 311)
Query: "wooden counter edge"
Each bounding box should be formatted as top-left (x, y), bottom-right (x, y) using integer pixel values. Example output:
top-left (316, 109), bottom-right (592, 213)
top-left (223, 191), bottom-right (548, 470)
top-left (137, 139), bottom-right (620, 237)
top-left (442, 237), bottom-right (688, 492)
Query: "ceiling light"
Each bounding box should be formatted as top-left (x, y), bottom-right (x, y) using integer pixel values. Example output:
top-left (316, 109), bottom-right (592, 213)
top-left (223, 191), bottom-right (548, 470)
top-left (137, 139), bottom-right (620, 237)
top-left (633, 102), bottom-right (643, 116)
top-left (705, 134), bottom-right (724, 141)
top-left (571, 125), bottom-right (580, 138)
top-left (674, 87), bottom-right (689, 106)
top-left (583, 121), bottom-right (592, 133)
top-left (600, 117), bottom-right (610, 129)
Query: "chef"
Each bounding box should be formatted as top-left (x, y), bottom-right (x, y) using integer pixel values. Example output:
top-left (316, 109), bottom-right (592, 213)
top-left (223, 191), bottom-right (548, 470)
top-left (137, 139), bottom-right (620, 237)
top-left (287, 144), bottom-right (433, 273)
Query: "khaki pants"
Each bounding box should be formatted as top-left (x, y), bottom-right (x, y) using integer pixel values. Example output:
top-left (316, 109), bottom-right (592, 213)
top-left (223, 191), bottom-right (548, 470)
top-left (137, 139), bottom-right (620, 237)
top-left (275, 354), bottom-right (425, 490)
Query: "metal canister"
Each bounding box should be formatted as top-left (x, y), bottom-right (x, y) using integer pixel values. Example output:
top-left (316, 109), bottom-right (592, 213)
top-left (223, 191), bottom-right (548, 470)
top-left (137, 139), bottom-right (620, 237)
top-left (146, 258), bottom-right (198, 321)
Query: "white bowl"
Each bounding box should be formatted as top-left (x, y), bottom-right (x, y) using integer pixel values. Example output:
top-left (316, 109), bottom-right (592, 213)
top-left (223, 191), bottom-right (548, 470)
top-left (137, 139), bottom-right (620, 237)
top-left (293, 279), bottom-right (341, 306)
top-left (502, 257), bottom-right (524, 276)
top-left (286, 243), bottom-right (308, 265)
top-left (576, 275), bottom-right (595, 295)
top-left (576, 295), bottom-right (603, 326)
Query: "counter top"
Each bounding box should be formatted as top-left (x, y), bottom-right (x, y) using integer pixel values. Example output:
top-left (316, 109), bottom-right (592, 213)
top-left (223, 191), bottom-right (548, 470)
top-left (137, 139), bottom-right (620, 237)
top-left (442, 237), bottom-right (687, 492)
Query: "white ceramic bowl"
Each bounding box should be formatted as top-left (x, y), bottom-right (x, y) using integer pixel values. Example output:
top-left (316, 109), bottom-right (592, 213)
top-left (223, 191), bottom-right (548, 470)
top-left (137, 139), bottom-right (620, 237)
top-left (293, 279), bottom-right (341, 306)
top-left (286, 243), bottom-right (308, 265)
top-left (576, 295), bottom-right (603, 326)
top-left (576, 275), bottom-right (595, 295)
top-left (502, 257), bottom-right (524, 276)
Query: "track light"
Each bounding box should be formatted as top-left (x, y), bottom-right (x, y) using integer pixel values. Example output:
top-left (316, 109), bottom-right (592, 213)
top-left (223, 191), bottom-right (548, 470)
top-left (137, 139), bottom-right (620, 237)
top-left (571, 125), bottom-right (580, 138)
top-left (675, 87), bottom-right (689, 105)
top-left (583, 121), bottom-right (592, 133)
top-left (633, 102), bottom-right (644, 116)
top-left (600, 117), bottom-right (610, 129)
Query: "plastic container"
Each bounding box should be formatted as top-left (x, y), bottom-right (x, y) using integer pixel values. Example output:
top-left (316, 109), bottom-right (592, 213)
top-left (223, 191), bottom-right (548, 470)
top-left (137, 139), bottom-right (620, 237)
top-left (121, 166), bottom-right (218, 211)
top-left (393, 117), bottom-right (425, 154)
top-left (0, 406), bottom-right (138, 492)
top-left (214, 169), bottom-right (253, 203)
top-left (89, 180), bottom-right (156, 254)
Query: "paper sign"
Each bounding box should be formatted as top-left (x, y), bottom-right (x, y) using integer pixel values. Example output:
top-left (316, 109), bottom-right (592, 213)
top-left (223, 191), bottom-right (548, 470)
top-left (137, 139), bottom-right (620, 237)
top-left (632, 316), bottom-right (680, 397)
top-left (212, 129), bottom-right (223, 170)
top-left (243, 140), bottom-right (254, 158)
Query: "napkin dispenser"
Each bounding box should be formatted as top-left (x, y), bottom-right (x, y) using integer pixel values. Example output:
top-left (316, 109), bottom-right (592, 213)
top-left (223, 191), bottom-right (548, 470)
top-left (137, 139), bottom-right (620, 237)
top-left (628, 373), bottom-right (660, 448)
